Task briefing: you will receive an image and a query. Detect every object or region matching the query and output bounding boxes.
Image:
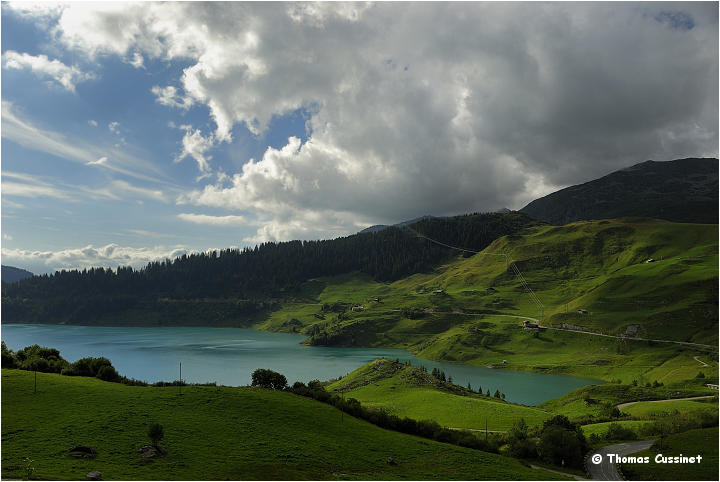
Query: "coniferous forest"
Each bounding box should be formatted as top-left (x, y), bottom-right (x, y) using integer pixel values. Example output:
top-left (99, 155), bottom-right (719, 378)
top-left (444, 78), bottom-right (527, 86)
top-left (1, 212), bottom-right (540, 324)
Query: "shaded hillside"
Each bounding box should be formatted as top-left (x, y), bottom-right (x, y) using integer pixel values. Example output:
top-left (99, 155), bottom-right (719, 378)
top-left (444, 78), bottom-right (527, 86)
top-left (1, 212), bottom-right (540, 325)
top-left (1, 265), bottom-right (34, 284)
top-left (521, 158), bottom-right (718, 225)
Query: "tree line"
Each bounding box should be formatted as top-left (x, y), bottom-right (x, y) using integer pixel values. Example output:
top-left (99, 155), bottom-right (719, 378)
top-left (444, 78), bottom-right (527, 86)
top-left (2, 212), bottom-right (539, 324)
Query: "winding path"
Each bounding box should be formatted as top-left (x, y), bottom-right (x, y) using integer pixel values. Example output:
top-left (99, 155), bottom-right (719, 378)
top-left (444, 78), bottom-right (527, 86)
top-left (388, 309), bottom-right (718, 351)
top-left (587, 440), bottom-right (656, 480)
top-left (694, 355), bottom-right (709, 367)
top-left (616, 395), bottom-right (716, 411)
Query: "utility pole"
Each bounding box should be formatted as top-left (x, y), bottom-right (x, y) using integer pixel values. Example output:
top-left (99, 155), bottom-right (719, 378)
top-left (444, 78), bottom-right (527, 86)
top-left (485, 418), bottom-right (488, 442)
top-left (34, 370), bottom-right (37, 394)
top-left (179, 362), bottom-right (182, 396)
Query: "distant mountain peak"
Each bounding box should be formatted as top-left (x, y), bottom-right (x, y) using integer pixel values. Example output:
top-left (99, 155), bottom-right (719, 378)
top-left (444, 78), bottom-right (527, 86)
top-left (520, 157), bottom-right (719, 225)
top-left (2, 265), bottom-right (35, 283)
top-left (359, 215), bottom-right (436, 234)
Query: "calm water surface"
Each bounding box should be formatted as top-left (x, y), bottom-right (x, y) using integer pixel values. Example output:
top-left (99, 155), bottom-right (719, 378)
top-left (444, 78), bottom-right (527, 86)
top-left (1, 324), bottom-right (600, 405)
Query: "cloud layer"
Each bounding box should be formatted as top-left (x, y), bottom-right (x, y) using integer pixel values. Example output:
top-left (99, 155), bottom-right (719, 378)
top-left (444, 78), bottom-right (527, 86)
top-left (7, 2), bottom-right (718, 243)
top-left (1, 244), bottom-right (190, 274)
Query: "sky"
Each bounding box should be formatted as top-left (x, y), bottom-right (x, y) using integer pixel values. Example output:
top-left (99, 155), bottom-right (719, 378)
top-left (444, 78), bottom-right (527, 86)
top-left (1, 1), bottom-right (718, 275)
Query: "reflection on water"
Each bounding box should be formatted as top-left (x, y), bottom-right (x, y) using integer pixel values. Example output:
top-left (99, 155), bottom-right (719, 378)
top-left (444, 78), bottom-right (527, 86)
top-left (1, 323), bottom-right (600, 405)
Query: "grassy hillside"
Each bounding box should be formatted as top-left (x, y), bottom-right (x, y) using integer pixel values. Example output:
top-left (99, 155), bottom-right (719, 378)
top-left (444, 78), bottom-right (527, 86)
top-left (256, 219), bottom-right (718, 383)
top-left (580, 420), bottom-right (655, 438)
top-left (1, 369), bottom-right (567, 481)
top-left (538, 382), bottom-right (715, 420)
top-left (621, 427), bottom-right (719, 481)
top-left (622, 399), bottom-right (719, 419)
top-left (327, 359), bottom-right (552, 431)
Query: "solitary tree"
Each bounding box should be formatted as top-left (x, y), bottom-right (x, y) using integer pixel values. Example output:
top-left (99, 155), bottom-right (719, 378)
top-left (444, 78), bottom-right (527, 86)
top-left (148, 423), bottom-right (164, 447)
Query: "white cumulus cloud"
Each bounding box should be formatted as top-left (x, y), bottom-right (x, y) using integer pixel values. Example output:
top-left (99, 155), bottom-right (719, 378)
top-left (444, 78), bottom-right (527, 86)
top-left (2, 50), bottom-right (94, 92)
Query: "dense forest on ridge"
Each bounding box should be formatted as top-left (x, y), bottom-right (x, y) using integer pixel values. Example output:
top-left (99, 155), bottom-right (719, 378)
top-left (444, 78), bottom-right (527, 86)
top-left (2, 212), bottom-right (540, 323)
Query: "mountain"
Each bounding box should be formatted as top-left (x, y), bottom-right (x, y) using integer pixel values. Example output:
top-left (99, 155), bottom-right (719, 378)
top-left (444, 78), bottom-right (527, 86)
top-left (520, 157), bottom-right (718, 225)
top-left (361, 210), bottom-right (511, 234)
top-left (1, 266), bottom-right (34, 284)
top-left (359, 215), bottom-right (436, 234)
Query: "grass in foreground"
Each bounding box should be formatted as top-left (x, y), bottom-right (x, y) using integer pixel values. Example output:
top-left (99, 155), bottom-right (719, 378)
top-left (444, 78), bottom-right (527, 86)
top-left (1, 369), bottom-right (568, 481)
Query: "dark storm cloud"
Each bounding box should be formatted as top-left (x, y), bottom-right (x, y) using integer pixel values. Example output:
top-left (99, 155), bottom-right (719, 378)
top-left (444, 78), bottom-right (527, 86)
top-left (12, 2), bottom-right (718, 241)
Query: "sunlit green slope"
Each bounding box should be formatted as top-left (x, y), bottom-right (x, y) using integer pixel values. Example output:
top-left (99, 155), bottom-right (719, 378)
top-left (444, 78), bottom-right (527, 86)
top-left (327, 359), bottom-right (553, 431)
top-left (257, 219), bottom-right (718, 382)
top-left (1, 369), bottom-right (565, 481)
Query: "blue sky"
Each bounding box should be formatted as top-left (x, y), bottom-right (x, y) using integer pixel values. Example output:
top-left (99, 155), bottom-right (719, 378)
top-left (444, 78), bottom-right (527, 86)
top-left (1, 2), bottom-right (717, 274)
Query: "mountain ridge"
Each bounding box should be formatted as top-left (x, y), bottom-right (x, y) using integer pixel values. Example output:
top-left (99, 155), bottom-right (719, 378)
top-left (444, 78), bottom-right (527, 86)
top-left (1, 266), bottom-right (34, 284)
top-left (520, 157), bottom-right (718, 225)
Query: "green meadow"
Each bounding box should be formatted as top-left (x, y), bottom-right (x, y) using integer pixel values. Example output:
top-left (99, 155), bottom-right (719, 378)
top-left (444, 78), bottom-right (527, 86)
top-left (539, 382), bottom-right (715, 420)
top-left (327, 359), bottom-right (551, 431)
top-left (622, 398), bottom-right (719, 419)
top-left (580, 420), bottom-right (655, 438)
top-left (1, 369), bottom-right (567, 481)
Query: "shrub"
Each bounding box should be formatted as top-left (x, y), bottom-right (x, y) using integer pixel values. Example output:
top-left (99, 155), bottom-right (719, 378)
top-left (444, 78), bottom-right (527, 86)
top-left (60, 366), bottom-right (79, 376)
top-left (251, 368), bottom-right (287, 390)
top-left (148, 423), bottom-right (164, 446)
top-left (96, 365), bottom-right (120, 382)
top-left (72, 357), bottom-right (113, 377)
top-left (605, 422), bottom-right (638, 441)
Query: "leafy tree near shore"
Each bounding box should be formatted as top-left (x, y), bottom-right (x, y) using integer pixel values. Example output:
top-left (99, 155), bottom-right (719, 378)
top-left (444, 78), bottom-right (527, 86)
top-left (251, 368), bottom-right (288, 390)
top-left (2, 342), bottom-right (16, 368)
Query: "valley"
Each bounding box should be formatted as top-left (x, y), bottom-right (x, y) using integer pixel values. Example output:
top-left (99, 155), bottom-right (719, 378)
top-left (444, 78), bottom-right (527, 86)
top-left (2, 160), bottom-right (718, 481)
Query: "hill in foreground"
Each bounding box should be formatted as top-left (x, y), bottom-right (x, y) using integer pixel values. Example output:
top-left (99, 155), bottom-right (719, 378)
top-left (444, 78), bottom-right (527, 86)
top-left (0, 369), bottom-right (565, 480)
top-left (520, 158), bottom-right (718, 225)
top-left (327, 359), bottom-right (553, 431)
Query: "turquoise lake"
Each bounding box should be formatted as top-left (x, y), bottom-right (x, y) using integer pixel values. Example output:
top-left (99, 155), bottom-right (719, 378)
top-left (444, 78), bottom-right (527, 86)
top-left (1, 323), bottom-right (600, 405)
